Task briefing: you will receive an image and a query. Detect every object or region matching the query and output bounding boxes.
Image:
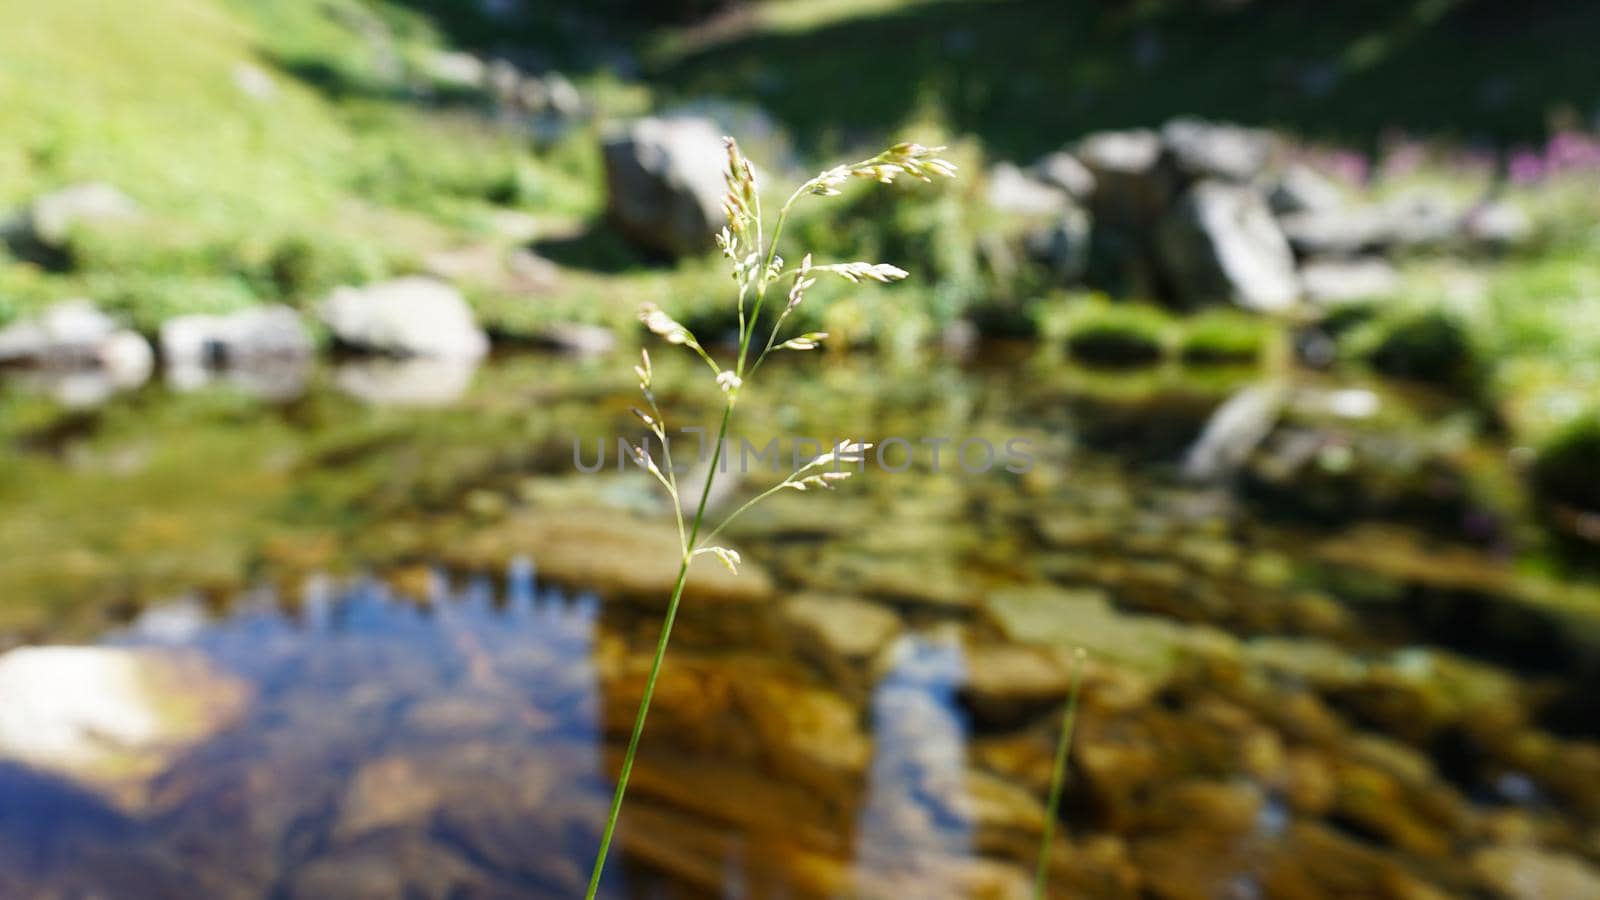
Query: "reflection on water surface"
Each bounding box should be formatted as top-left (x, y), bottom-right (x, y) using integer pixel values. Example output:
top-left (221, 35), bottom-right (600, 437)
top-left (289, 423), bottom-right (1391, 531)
top-left (1, 351), bottom-right (1599, 897)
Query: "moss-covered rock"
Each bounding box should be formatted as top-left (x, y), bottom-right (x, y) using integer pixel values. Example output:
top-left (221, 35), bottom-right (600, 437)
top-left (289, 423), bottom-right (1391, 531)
top-left (1061, 302), bottom-right (1171, 367)
top-left (1178, 309), bottom-right (1271, 364)
top-left (1366, 310), bottom-right (1481, 391)
top-left (1531, 416), bottom-right (1600, 555)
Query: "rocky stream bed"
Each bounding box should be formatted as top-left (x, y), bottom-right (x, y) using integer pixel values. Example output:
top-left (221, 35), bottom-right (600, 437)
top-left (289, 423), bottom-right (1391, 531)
top-left (1, 350), bottom-right (1598, 899)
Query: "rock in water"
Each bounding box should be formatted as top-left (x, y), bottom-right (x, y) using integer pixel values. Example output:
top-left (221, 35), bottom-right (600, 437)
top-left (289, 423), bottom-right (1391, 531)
top-left (335, 357), bottom-right (480, 407)
top-left (0, 299), bottom-right (153, 404)
top-left (1182, 383), bottom-right (1288, 483)
top-left (0, 298), bottom-right (124, 364)
top-left (319, 277), bottom-right (488, 359)
top-left (781, 593), bottom-right (902, 682)
top-left (1472, 844), bottom-right (1600, 900)
top-left (1157, 181), bottom-right (1300, 311)
top-left (0, 646), bottom-right (250, 811)
top-left (160, 304), bottom-right (313, 366)
top-left (602, 116), bottom-right (728, 258)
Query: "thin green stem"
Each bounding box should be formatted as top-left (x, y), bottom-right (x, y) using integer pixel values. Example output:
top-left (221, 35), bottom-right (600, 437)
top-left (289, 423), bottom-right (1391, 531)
top-left (1034, 649), bottom-right (1086, 900)
top-left (700, 479), bottom-right (792, 546)
top-left (585, 401), bottom-right (735, 900)
top-left (642, 393), bottom-right (686, 553)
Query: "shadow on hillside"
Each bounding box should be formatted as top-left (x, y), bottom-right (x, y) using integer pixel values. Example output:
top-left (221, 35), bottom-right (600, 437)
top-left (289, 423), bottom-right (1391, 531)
top-left (643, 0), bottom-right (1600, 159)
top-left (530, 224), bottom-right (667, 274)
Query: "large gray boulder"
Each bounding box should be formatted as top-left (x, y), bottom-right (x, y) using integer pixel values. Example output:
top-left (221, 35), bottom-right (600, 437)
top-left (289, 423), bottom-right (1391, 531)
top-left (1156, 181), bottom-right (1300, 311)
top-left (1076, 128), bottom-right (1166, 229)
top-left (602, 116), bottom-right (728, 258)
top-left (1159, 117), bottom-right (1274, 183)
top-left (160, 305), bottom-right (312, 366)
top-left (319, 277), bottom-right (488, 359)
top-left (985, 162), bottom-right (1069, 215)
top-left (1030, 151), bottom-right (1097, 203)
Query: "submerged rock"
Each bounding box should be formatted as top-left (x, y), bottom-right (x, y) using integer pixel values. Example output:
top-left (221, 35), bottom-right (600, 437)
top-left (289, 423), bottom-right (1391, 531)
top-left (982, 584), bottom-right (1219, 679)
top-left (603, 655), bottom-right (869, 802)
top-left (1473, 845), bottom-right (1600, 900)
top-left (0, 646), bottom-right (249, 811)
top-left (958, 643), bottom-right (1076, 726)
top-left (160, 304), bottom-right (313, 366)
top-left (445, 508), bottom-right (771, 605)
top-left (335, 357), bottom-right (479, 406)
top-left (282, 833), bottom-right (497, 900)
top-left (781, 593), bottom-right (902, 682)
top-left (602, 116), bottom-right (728, 258)
top-left (1182, 383), bottom-right (1288, 483)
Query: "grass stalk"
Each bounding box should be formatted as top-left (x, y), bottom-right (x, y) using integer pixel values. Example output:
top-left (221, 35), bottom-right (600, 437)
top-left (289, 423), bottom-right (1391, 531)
top-left (584, 403), bottom-right (733, 900)
top-left (1033, 649), bottom-right (1086, 900)
top-left (583, 137), bottom-right (955, 898)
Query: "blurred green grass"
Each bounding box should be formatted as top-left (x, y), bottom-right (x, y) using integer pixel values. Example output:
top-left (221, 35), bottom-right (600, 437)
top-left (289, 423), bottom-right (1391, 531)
top-left (0, 0), bottom-right (1597, 453)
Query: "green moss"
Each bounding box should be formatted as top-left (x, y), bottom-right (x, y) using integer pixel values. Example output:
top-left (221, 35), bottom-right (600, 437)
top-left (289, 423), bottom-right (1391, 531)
top-left (1060, 301), bottom-right (1172, 368)
top-left (1178, 310), bottom-right (1271, 365)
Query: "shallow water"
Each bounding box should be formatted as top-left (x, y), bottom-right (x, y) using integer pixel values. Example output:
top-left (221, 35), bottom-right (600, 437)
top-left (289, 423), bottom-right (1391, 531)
top-left (1, 350), bottom-right (1598, 898)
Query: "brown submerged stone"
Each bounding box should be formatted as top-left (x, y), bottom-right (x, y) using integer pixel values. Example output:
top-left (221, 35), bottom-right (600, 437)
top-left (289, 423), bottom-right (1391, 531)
top-left (444, 508), bottom-right (771, 605)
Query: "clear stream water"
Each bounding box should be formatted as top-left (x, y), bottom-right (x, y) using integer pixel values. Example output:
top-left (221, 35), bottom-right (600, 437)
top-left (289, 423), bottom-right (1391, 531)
top-left (1, 350), bottom-right (1597, 898)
